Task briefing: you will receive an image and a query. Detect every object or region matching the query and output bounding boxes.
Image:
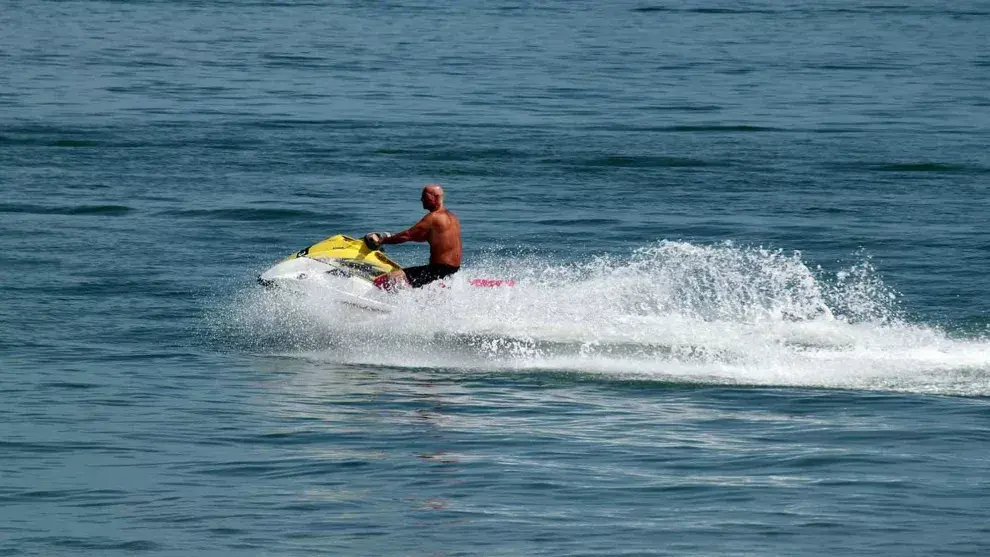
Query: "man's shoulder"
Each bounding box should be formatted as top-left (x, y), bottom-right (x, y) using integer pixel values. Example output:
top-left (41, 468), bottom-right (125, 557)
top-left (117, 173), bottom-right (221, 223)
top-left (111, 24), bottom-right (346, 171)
top-left (439, 210), bottom-right (459, 228)
top-left (428, 209), bottom-right (457, 222)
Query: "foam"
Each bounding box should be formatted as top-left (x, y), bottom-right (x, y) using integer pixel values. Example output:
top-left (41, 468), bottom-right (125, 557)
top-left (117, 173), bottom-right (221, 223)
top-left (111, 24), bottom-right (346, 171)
top-left (219, 241), bottom-right (990, 396)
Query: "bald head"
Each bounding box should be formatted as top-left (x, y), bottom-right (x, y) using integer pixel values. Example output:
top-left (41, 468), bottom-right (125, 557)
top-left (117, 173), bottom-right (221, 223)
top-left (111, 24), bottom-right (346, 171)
top-left (421, 184), bottom-right (444, 211)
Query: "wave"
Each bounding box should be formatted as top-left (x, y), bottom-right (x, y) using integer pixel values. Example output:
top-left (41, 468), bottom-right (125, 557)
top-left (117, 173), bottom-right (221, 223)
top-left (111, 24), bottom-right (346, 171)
top-left (214, 241), bottom-right (990, 397)
top-left (826, 161), bottom-right (990, 174)
top-left (161, 207), bottom-right (320, 221)
top-left (0, 136), bottom-right (100, 147)
top-left (631, 7), bottom-right (777, 15)
top-left (0, 203), bottom-right (133, 216)
top-left (546, 155), bottom-right (722, 169)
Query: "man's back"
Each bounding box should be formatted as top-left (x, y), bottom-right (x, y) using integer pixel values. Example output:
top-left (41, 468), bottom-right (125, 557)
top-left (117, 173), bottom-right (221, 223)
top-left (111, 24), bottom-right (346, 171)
top-left (427, 209), bottom-right (462, 267)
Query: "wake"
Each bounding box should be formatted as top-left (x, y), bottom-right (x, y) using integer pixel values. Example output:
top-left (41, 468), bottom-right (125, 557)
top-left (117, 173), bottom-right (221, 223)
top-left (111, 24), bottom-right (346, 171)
top-left (215, 241), bottom-right (990, 397)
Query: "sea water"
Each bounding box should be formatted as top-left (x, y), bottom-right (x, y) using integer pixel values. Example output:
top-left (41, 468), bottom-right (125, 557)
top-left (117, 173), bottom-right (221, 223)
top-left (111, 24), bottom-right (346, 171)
top-left (2, 1), bottom-right (989, 555)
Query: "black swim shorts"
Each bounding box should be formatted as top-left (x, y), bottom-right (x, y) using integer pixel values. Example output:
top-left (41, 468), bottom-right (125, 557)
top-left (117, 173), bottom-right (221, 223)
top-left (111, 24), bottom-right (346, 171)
top-left (403, 263), bottom-right (460, 288)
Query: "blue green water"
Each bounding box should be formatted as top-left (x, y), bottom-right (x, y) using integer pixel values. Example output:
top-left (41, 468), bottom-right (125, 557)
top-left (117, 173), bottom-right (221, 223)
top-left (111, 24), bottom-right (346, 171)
top-left (3, 1), bottom-right (990, 555)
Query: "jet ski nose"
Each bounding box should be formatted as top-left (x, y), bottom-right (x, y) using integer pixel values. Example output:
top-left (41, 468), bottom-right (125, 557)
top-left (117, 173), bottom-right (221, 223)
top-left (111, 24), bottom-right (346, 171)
top-left (258, 272), bottom-right (310, 288)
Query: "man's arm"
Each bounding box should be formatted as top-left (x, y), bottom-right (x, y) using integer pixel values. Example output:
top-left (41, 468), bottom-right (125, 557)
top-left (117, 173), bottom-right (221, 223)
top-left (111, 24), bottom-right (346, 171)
top-left (382, 214), bottom-right (432, 245)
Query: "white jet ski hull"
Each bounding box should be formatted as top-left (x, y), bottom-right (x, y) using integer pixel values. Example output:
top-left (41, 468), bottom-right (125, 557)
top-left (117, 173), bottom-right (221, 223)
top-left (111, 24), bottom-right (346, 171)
top-left (259, 256), bottom-right (393, 313)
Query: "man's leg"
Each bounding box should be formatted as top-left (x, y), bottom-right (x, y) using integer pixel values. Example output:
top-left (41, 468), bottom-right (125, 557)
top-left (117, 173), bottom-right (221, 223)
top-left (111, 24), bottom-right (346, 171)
top-left (373, 270), bottom-right (408, 291)
top-left (387, 269), bottom-right (409, 286)
top-left (399, 265), bottom-right (437, 288)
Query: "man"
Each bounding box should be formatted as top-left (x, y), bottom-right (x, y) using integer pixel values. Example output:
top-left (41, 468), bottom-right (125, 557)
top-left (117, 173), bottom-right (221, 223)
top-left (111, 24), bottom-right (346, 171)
top-left (364, 184), bottom-right (462, 289)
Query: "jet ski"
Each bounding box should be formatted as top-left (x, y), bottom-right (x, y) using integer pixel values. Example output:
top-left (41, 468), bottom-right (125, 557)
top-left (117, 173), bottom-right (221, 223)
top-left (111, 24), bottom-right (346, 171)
top-left (258, 234), bottom-right (514, 312)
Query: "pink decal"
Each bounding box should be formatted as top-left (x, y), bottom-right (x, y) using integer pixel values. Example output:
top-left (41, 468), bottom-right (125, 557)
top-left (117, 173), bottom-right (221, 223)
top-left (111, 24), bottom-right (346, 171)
top-left (469, 279), bottom-right (516, 288)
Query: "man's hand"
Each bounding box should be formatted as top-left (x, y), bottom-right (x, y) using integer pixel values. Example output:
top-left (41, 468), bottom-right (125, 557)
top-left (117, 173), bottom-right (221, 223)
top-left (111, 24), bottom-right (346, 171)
top-left (363, 232), bottom-right (390, 250)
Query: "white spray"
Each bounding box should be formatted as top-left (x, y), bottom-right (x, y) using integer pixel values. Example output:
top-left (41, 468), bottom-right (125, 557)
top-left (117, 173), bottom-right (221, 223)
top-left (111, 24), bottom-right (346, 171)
top-left (218, 241), bottom-right (990, 396)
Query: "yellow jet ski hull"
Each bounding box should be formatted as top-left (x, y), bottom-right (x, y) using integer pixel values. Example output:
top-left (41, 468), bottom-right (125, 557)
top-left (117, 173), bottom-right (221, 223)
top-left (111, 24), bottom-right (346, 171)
top-left (289, 235), bottom-right (400, 277)
top-left (259, 234), bottom-right (402, 288)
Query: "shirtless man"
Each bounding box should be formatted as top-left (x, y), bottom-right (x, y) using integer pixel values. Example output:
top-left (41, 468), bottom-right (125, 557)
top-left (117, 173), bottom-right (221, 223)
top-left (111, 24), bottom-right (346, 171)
top-left (363, 184), bottom-right (462, 288)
